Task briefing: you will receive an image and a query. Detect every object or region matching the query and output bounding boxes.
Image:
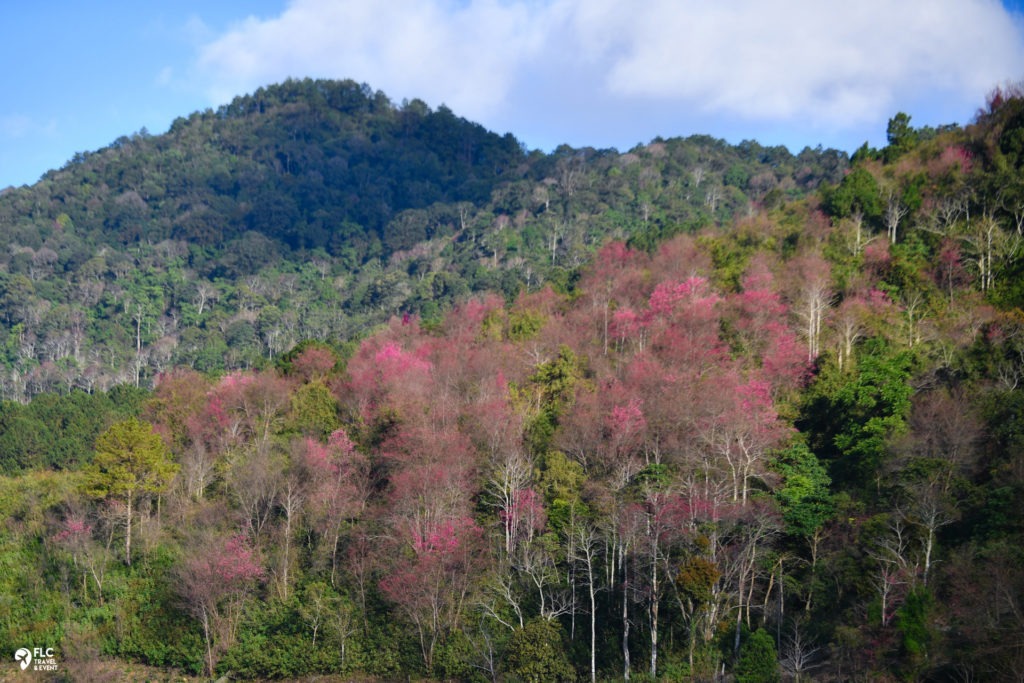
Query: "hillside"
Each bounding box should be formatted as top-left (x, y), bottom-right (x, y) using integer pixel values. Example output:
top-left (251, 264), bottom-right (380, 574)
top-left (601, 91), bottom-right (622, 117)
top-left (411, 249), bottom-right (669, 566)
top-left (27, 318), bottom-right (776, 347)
top-left (2, 79), bottom-right (1024, 681)
top-left (0, 78), bottom-right (845, 400)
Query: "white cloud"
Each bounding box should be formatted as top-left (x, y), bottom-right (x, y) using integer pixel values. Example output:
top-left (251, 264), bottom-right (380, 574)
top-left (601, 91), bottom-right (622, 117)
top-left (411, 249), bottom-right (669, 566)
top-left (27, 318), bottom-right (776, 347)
top-left (193, 0), bottom-right (1024, 142)
top-left (196, 0), bottom-right (553, 119)
top-left (581, 0), bottom-right (1023, 125)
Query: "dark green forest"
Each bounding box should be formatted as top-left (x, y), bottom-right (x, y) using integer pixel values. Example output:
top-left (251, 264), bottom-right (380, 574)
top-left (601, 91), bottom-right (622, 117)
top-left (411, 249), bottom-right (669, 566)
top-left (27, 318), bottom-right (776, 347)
top-left (1, 78), bottom-right (1024, 681)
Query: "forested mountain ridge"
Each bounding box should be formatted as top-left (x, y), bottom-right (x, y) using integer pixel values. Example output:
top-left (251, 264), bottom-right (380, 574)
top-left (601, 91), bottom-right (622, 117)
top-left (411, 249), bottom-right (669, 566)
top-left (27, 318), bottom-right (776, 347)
top-left (0, 78), bottom-right (846, 400)
top-left (3, 79), bottom-right (1024, 681)
top-left (5, 79), bottom-right (525, 256)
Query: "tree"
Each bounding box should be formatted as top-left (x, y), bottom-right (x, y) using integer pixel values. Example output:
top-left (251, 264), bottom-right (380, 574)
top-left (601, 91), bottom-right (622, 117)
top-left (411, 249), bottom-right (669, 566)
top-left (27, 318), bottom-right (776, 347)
top-left (177, 531), bottom-right (264, 676)
top-left (675, 553), bottom-right (723, 673)
top-left (808, 338), bottom-right (914, 493)
top-left (866, 515), bottom-right (917, 627)
top-left (83, 418), bottom-right (178, 566)
top-left (778, 621), bottom-right (823, 682)
top-left (824, 167), bottom-right (882, 225)
top-left (302, 429), bottom-right (368, 584)
top-left (787, 253), bottom-right (833, 364)
top-left (52, 509), bottom-right (112, 602)
top-left (772, 441), bottom-right (834, 614)
top-left (379, 516), bottom-right (487, 671)
top-left (882, 184), bottom-right (910, 244)
top-left (288, 380), bottom-right (341, 438)
top-left (145, 369), bottom-right (216, 499)
top-left (699, 376), bottom-right (788, 503)
top-left (487, 455), bottom-right (543, 558)
top-left (570, 522), bottom-right (603, 683)
top-left (503, 618), bottom-right (575, 683)
top-left (279, 342), bottom-right (337, 381)
top-left (735, 628), bottom-right (781, 683)
top-left (959, 210), bottom-right (1008, 292)
top-left (828, 294), bottom-right (873, 372)
top-left (631, 487), bottom-right (688, 679)
top-left (885, 112), bottom-right (918, 161)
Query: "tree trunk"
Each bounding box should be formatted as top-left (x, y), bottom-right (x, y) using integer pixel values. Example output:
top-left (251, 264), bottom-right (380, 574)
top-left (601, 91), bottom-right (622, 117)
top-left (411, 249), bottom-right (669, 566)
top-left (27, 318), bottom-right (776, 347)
top-left (125, 493), bottom-right (133, 567)
top-left (806, 529), bottom-right (821, 615)
top-left (650, 556), bottom-right (658, 677)
top-left (589, 578), bottom-right (597, 683)
top-left (202, 607), bottom-right (214, 677)
top-left (623, 565), bottom-right (631, 681)
top-left (281, 510), bottom-right (291, 600)
top-left (735, 569), bottom-right (744, 657)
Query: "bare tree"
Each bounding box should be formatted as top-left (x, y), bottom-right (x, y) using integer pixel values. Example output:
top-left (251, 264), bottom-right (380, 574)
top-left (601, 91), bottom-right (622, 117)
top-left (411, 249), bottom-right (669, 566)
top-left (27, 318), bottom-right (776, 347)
top-left (226, 445), bottom-right (281, 542)
top-left (570, 522), bottom-right (603, 683)
top-left (900, 487), bottom-right (956, 586)
top-left (485, 451), bottom-right (534, 557)
top-left (883, 186), bottom-right (910, 244)
top-left (867, 517), bottom-right (917, 626)
top-left (515, 538), bottom-right (572, 621)
top-left (959, 211), bottom-right (1005, 292)
top-left (275, 464), bottom-right (306, 600)
top-left (788, 254), bottom-right (833, 362)
top-left (778, 620), bottom-right (824, 682)
top-left (830, 297), bottom-right (867, 372)
top-left (479, 567), bottom-right (526, 631)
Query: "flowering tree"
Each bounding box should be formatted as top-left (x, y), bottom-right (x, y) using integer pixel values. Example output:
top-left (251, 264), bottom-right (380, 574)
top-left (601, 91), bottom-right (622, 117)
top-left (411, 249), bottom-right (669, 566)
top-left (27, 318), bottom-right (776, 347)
top-left (177, 532), bottom-right (264, 676)
top-left (52, 511), bottom-right (111, 601)
top-left (302, 429), bottom-right (369, 583)
top-left (698, 376), bottom-right (789, 503)
top-left (379, 516), bottom-right (486, 670)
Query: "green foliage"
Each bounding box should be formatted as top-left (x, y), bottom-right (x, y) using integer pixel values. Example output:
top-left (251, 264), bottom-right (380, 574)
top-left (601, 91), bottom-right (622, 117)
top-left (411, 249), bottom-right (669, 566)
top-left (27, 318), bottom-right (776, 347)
top-left (0, 471), bottom-right (80, 655)
top-left (288, 381), bottom-right (341, 438)
top-left (822, 166), bottom-right (882, 221)
top-left (735, 628), bottom-right (780, 683)
top-left (522, 345), bottom-right (582, 454)
top-left (84, 419), bottom-right (176, 502)
top-left (504, 619), bottom-right (575, 683)
top-left (896, 586), bottom-right (934, 658)
top-left (631, 462), bottom-right (672, 491)
top-left (104, 559), bottom-right (205, 672)
top-left (433, 629), bottom-right (485, 682)
top-left (0, 389), bottom-right (140, 473)
top-left (508, 309), bottom-right (545, 341)
top-left (0, 409), bottom-right (51, 472)
top-left (106, 384), bottom-right (150, 416)
top-left (885, 112), bottom-right (919, 161)
top-left (701, 233), bottom-right (756, 291)
top-left (221, 599), bottom-right (323, 678)
top-left (802, 339), bottom-right (914, 493)
top-left (676, 557), bottom-right (721, 604)
top-left (536, 450), bottom-right (585, 508)
top-left (851, 141), bottom-right (881, 164)
top-left (771, 441), bottom-right (834, 539)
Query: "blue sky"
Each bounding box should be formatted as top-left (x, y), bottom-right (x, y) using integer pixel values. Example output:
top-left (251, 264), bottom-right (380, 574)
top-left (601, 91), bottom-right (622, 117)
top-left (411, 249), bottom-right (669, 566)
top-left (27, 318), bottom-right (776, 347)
top-left (2, 0), bottom-right (1023, 189)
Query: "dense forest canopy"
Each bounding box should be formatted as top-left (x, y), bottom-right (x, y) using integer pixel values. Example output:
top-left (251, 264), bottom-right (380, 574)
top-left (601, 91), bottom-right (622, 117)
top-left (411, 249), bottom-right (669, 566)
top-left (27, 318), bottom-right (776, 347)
top-left (0, 78), bottom-right (847, 400)
top-left (2, 78), bottom-right (1024, 681)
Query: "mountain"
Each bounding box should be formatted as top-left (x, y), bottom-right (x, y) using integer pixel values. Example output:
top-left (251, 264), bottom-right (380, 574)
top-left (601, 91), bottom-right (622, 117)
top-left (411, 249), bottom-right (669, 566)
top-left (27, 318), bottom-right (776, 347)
top-left (0, 77), bottom-right (847, 399)
top-left (2, 79), bottom-right (1024, 681)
